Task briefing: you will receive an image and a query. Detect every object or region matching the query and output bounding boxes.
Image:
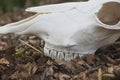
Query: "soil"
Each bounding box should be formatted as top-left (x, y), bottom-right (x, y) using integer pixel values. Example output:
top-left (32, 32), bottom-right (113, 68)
top-left (0, 9), bottom-right (120, 80)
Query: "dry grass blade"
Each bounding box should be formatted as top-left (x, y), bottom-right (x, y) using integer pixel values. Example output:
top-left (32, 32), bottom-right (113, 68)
top-left (19, 39), bottom-right (44, 56)
top-left (102, 74), bottom-right (115, 78)
top-left (98, 68), bottom-right (102, 80)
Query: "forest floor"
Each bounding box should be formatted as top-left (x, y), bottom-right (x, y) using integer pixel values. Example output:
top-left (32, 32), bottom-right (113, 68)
top-left (0, 10), bottom-right (120, 80)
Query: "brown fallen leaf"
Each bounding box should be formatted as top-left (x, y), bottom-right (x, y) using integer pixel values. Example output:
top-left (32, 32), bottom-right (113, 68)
top-left (0, 58), bottom-right (9, 66)
top-left (11, 62), bottom-right (38, 79)
top-left (83, 54), bottom-right (96, 66)
top-left (113, 69), bottom-right (120, 79)
top-left (105, 56), bottom-right (116, 64)
top-left (54, 72), bottom-right (71, 80)
top-left (73, 72), bottom-right (89, 80)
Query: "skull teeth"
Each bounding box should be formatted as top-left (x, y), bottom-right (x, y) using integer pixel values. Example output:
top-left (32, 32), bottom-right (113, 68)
top-left (44, 47), bottom-right (81, 61)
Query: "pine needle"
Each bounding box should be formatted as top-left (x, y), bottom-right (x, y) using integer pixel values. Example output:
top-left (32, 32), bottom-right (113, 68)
top-left (19, 39), bottom-right (44, 56)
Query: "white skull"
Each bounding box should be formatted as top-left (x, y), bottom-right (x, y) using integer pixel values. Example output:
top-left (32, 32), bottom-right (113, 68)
top-left (0, 0), bottom-right (120, 61)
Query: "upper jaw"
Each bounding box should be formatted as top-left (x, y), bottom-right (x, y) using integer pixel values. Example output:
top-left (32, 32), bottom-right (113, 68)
top-left (44, 45), bottom-right (95, 61)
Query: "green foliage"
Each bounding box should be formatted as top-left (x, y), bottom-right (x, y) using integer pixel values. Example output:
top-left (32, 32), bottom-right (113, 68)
top-left (0, 0), bottom-right (37, 13)
top-left (0, 0), bottom-right (14, 12)
top-left (14, 0), bottom-right (27, 7)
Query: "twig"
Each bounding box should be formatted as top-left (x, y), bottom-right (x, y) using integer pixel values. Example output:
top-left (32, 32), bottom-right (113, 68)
top-left (113, 42), bottom-right (120, 45)
top-left (19, 39), bottom-right (44, 56)
top-left (85, 66), bottom-right (100, 74)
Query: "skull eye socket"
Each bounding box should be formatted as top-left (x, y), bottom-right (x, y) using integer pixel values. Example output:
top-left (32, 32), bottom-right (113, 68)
top-left (95, 13), bottom-right (120, 25)
top-left (96, 2), bottom-right (120, 25)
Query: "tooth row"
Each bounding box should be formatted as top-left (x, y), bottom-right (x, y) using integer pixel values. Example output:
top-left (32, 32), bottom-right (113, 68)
top-left (44, 47), bottom-right (82, 61)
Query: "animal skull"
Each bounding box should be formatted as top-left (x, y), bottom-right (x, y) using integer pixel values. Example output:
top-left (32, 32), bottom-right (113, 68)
top-left (0, 0), bottom-right (120, 61)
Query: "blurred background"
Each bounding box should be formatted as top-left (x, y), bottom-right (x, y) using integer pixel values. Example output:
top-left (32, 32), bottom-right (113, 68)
top-left (0, 0), bottom-right (87, 25)
top-left (0, 0), bottom-right (87, 13)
